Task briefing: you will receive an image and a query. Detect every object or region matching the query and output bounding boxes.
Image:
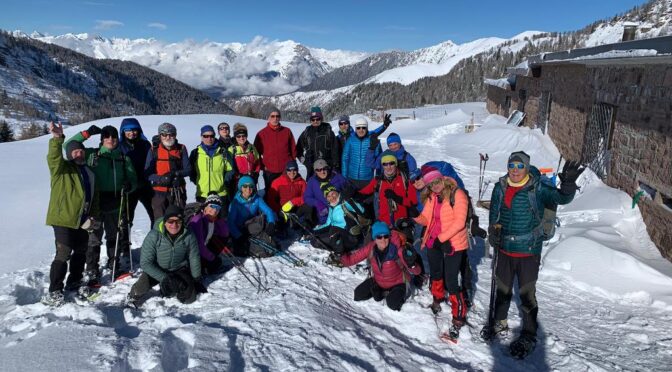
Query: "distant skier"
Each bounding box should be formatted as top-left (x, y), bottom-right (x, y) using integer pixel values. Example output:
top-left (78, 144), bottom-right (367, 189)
top-left (296, 106), bottom-right (339, 178)
top-left (481, 151), bottom-right (584, 359)
top-left (42, 122), bottom-right (99, 306)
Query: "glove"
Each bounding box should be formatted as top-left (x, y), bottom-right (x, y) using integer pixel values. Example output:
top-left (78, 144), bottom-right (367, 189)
top-left (171, 176), bottom-right (182, 188)
top-left (383, 113), bottom-right (392, 128)
top-left (432, 238), bottom-right (454, 255)
top-left (265, 222), bottom-right (276, 236)
top-left (407, 203), bottom-right (420, 218)
top-left (194, 279), bottom-right (208, 294)
top-left (81, 217), bottom-right (100, 232)
top-left (488, 224), bottom-right (502, 248)
top-left (122, 181), bottom-right (132, 193)
top-left (558, 160), bottom-right (585, 195)
top-left (369, 134), bottom-right (380, 150)
top-left (384, 189), bottom-right (403, 204)
top-left (403, 248), bottom-right (418, 267)
top-left (159, 273), bottom-right (183, 297)
top-left (86, 125), bottom-right (101, 136)
top-left (281, 201), bottom-right (294, 213)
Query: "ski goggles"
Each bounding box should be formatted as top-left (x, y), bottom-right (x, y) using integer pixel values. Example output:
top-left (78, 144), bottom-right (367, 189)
top-left (208, 204), bottom-right (222, 212)
top-left (508, 162), bottom-right (526, 169)
top-left (375, 234), bottom-right (390, 240)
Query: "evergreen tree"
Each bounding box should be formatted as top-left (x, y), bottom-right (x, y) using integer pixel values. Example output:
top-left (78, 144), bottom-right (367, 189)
top-left (0, 120), bottom-right (14, 142)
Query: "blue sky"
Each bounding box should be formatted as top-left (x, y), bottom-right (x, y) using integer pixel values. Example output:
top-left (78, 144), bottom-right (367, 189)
top-left (1, 0), bottom-right (649, 51)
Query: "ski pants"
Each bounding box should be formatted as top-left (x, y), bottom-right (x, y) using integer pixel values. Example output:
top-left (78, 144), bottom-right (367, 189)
top-left (295, 204), bottom-right (317, 229)
top-left (127, 185), bottom-right (154, 230)
top-left (49, 226), bottom-right (88, 292)
top-left (87, 204), bottom-right (128, 275)
top-left (262, 171), bottom-right (283, 197)
top-left (428, 247), bottom-right (468, 322)
top-left (311, 226), bottom-right (358, 254)
top-left (354, 277), bottom-right (406, 311)
top-left (151, 188), bottom-right (186, 221)
top-left (129, 267), bottom-right (196, 304)
top-left (494, 252), bottom-right (541, 339)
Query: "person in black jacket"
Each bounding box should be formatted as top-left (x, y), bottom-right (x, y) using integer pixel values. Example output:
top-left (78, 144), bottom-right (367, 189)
top-left (119, 118), bottom-right (154, 228)
top-left (296, 106), bottom-right (339, 178)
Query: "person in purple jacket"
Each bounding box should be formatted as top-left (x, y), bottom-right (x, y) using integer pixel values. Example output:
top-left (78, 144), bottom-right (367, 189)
top-left (188, 193), bottom-right (230, 275)
top-left (303, 159), bottom-right (348, 227)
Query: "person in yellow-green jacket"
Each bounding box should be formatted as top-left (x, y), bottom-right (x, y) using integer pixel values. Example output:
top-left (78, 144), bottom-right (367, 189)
top-left (188, 125), bottom-right (236, 212)
top-left (65, 124), bottom-right (138, 285)
top-left (42, 122), bottom-right (100, 306)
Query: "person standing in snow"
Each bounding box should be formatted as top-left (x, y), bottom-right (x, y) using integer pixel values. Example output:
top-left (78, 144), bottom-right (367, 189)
top-left (42, 122), bottom-right (99, 306)
top-left (127, 205), bottom-right (204, 307)
top-left (65, 124), bottom-right (138, 284)
top-left (340, 221), bottom-right (421, 311)
top-left (187, 194), bottom-right (230, 275)
top-left (366, 131), bottom-right (417, 179)
top-left (217, 122), bottom-right (234, 151)
top-left (145, 123), bottom-right (191, 220)
top-left (296, 106), bottom-right (339, 178)
top-left (228, 123), bottom-right (261, 187)
top-left (253, 109), bottom-right (297, 194)
top-left (413, 170), bottom-right (470, 339)
top-left (118, 118), bottom-right (154, 229)
top-left (481, 151), bottom-right (584, 358)
top-left (188, 125), bottom-right (235, 207)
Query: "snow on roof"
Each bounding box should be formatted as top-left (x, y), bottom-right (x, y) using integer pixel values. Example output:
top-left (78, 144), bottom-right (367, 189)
top-left (484, 77), bottom-right (511, 89)
top-left (546, 48), bottom-right (659, 62)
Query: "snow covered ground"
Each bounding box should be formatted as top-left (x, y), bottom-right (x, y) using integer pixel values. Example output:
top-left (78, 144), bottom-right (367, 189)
top-left (1, 102), bottom-right (671, 371)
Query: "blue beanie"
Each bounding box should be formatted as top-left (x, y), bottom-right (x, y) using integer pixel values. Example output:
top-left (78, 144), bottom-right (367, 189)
top-left (237, 175), bottom-right (255, 191)
top-left (371, 221), bottom-right (390, 238)
top-left (285, 159), bottom-right (298, 170)
top-left (386, 133), bottom-right (401, 146)
top-left (200, 125), bottom-right (215, 135)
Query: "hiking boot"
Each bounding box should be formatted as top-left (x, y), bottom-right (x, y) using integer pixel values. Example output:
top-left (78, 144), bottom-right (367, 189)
top-left (325, 253), bottom-right (343, 267)
top-left (84, 270), bottom-right (101, 287)
top-left (430, 298), bottom-right (442, 315)
top-left (125, 293), bottom-right (141, 309)
top-left (510, 334), bottom-right (536, 359)
top-left (64, 280), bottom-right (83, 292)
top-left (480, 319), bottom-right (510, 341)
top-left (448, 323), bottom-right (462, 340)
top-left (41, 291), bottom-right (65, 307)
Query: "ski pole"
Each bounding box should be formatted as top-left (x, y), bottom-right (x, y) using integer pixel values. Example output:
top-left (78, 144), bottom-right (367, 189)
top-left (289, 213), bottom-right (354, 273)
top-left (111, 190), bottom-right (125, 281)
top-left (249, 237), bottom-right (306, 267)
top-left (125, 188), bottom-right (133, 274)
top-left (483, 224), bottom-right (501, 339)
top-left (221, 250), bottom-right (270, 292)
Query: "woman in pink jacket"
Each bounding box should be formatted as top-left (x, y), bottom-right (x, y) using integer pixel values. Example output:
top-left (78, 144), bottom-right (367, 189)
top-left (340, 221), bottom-right (421, 311)
top-left (414, 170), bottom-right (469, 338)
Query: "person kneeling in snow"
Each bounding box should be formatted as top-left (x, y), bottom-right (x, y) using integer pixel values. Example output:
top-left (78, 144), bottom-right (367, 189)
top-left (340, 222), bottom-right (421, 311)
top-left (228, 175), bottom-right (278, 258)
top-left (188, 193), bottom-right (230, 275)
top-left (127, 205), bottom-right (204, 307)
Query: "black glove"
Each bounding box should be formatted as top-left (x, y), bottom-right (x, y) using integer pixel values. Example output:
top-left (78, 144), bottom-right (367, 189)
top-left (395, 217), bottom-right (413, 230)
top-left (369, 134), bottom-right (380, 150)
top-left (122, 181), bottom-right (132, 193)
top-left (383, 114), bottom-right (392, 128)
top-left (156, 174), bottom-right (172, 187)
top-left (194, 279), bottom-right (208, 294)
top-left (407, 203), bottom-right (420, 218)
top-left (171, 176), bottom-right (182, 188)
top-left (86, 125), bottom-right (101, 136)
top-left (265, 222), bottom-right (276, 236)
top-left (403, 248), bottom-right (418, 267)
top-left (384, 189), bottom-right (403, 204)
top-left (558, 160), bottom-right (585, 195)
top-left (432, 238), bottom-right (453, 255)
top-left (488, 225), bottom-right (502, 248)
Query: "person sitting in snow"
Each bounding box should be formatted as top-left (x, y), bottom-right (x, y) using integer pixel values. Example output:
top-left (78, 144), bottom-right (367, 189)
top-left (227, 175), bottom-right (277, 258)
top-left (266, 160), bottom-right (308, 234)
top-left (480, 151), bottom-right (584, 359)
top-left (188, 193), bottom-right (230, 275)
top-left (303, 159), bottom-right (349, 229)
top-left (310, 185), bottom-right (367, 260)
top-left (340, 221), bottom-right (421, 311)
top-left (127, 205), bottom-right (204, 308)
top-left (42, 122), bottom-right (100, 306)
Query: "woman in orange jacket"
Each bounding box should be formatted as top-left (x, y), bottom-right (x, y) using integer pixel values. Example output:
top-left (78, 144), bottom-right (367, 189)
top-left (414, 170), bottom-right (469, 340)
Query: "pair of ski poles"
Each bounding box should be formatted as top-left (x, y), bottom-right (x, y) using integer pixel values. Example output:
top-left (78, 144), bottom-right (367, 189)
top-left (220, 249), bottom-right (271, 293)
top-left (248, 236), bottom-right (306, 267)
top-left (478, 153), bottom-right (489, 202)
top-left (112, 186), bottom-right (132, 281)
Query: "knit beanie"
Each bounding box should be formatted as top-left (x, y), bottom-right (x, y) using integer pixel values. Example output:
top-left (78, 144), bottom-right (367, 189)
top-left (164, 205), bottom-right (184, 221)
top-left (65, 141), bottom-right (85, 161)
top-left (204, 193), bottom-right (222, 207)
top-left (233, 123), bottom-right (248, 137)
top-left (354, 117), bottom-right (368, 129)
top-left (100, 125), bottom-right (118, 139)
top-left (380, 150), bottom-right (397, 165)
top-left (338, 115), bottom-right (350, 124)
top-left (120, 118), bottom-right (140, 130)
top-left (371, 221), bottom-right (390, 238)
top-left (237, 175), bottom-right (255, 191)
top-left (313, 159), bottom-right (328, 170)
top-left (386, 132), bottom-right (401, 146)
top-left (508, 151), bottom-right (530, 169)
top-left (285, 159), bottom-right (299, 171)
top-left (310, 106), bottom-right (323, 120)
top-left (200, 125), bottom-right (215, 135)
top-left (322, 184), bottom-right (338, 197)
top-left (422, 170), bottom-right (442, 185)
top-left (158, 122), bottom-right (176, 135)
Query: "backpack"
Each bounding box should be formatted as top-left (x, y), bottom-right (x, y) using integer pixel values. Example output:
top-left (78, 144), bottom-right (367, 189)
top-left (398, 152), bottom-right (410, 179)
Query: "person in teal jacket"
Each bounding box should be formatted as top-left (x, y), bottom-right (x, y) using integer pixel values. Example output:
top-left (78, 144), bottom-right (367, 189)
top-left (127, 205), bottom-right (203, 307)
top-left (482, 151), bottom-right (584, 358)
top-left (228, 175), bottom-right (277, 257)
top-left (66, 124), bottom-right (138, 284)
top-left (312, 185), bottom-right (366, 256)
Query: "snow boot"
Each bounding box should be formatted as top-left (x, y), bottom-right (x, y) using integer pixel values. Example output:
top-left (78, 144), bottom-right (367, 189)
top-left (510, 334), bottom-right (536, 359)
top-left (84, 270), bottom-right (101, 287)
top-left (480, 319), bottom-right (510, 341)
top-left (430, 298), bottom-right (442, 315)
top-left (125, 294), bottom-right (141, 309)
top-left (41, 291), bottom-right (65, 307)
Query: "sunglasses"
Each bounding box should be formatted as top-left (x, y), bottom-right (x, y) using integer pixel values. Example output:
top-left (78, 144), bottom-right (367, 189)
top-left (382, 162), bottom-right (396, 167)
top-left (355, 127), bottom-right (367, 130)
top-left (286, 168), bottom-right (298, 172)
top-left (508, 162), bottom-right (526, 169)
top-left (218, 127), bottom-right (230, 131)
top-left (208, 203), bottom-right (222, 211)
top-left (315, 167), bottom-right (329, 172)
top-left (165, 218), bottom-right (182, 225)
top-left (270, 114), bottom-right (281, 118)
top-left (310, 117), bottom-right (321, 122)
top-left (160, 133), bottom-right (176, 138)
top-left (123, 128), bottom-right (139, 133)
top-left (338, 122), bottom-right (349, 126)
top-left (202, 134), bottom-right (215, 138)
top-left (375, 234), bottom-right (390, 240)
top-left (236, 134), bottom-right (247, 138)
top-left (241, 184), bottom-right (254, 189)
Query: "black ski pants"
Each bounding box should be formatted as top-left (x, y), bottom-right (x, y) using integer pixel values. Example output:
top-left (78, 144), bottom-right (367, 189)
top-left (152, 188), bottom-right (186, 221)
top-left (262, 171), bottom-right (283, 196)
top-left (427, 247), bottom-right (464, 299)
top-left (354, 277), bottom-right (406, 311)
top-left (494, 252), bottom-right (541, 339)
top-left (129, 267), bottom-right (196, 304)
top-left (311, 226), bottom-right (358, 254)
top-left (87, 201), bottom-right (129, 275)
top-left (127, 184), bottom-right (154, 229)
top-left (49, 226), bottom-right (88, 292)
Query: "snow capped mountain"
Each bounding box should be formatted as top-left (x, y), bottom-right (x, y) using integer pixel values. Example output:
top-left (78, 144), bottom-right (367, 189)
top-left (21, 31), bottom-right (369, 97)
top-left (583, 0), bottom-right (672, 46)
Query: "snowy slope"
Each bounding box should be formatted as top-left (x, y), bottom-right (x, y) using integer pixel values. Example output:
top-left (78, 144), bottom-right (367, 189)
top-left (1, 103), bottom-right (671, 371)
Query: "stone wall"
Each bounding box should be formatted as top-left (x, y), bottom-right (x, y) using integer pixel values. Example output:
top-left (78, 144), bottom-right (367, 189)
top-left (485, 85), bottom-right (511, 117)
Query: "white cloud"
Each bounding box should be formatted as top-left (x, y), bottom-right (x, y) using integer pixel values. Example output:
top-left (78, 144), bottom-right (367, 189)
top-left (147, 22), bottom-right (167, 30)
top-left (94, 20), bottom-right (124, 30)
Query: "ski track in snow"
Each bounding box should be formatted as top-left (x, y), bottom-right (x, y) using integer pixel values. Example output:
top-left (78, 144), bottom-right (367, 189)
top-left (1, 103), bottom-right (672, 371)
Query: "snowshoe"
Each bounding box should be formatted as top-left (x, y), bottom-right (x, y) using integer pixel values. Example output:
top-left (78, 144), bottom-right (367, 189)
top-left (298, 234), bottom-right (311, 244)
top-left (430, 298), bottom-right (442, 315)
top-left (41, 291), bottom-right (65, 307)
top-left (440, 324), bottom-right (462, 344)
top-left (480, 319), bottom-right (510, 341)
top-left (77, 286), bottom-right (100, 301)
top-left (510, 334), bottom-right (536, 359)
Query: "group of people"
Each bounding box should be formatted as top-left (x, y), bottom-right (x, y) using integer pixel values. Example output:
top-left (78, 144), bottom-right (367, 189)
top-left (44, 106), bottom-right (584, 357)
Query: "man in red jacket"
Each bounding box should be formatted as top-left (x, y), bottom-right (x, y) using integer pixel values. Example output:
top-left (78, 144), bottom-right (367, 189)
top-left (253, 109), bottom-right (297, 195)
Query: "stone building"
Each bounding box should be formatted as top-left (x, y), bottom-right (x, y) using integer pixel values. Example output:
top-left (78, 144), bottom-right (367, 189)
top-left (485, 35), bottom-right (672, 259)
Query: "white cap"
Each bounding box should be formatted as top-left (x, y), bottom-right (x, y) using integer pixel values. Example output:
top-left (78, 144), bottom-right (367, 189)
top-left (354, 117), bottom-right (368, 129)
